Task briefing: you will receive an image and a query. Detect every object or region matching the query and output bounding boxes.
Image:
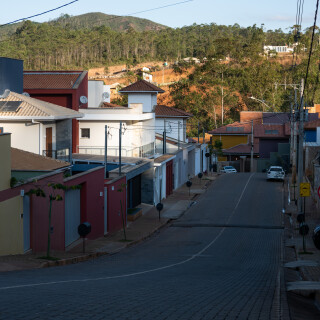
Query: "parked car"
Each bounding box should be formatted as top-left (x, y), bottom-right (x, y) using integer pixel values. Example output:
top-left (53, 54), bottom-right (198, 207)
top-left (221, 166), bottom-right (237, 173)
top-left (267, 166), bottom-right (285, 181)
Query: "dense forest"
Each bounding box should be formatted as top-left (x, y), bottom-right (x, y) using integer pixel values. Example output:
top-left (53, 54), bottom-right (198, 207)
top-left (1, 15), bottom-right (320, 130)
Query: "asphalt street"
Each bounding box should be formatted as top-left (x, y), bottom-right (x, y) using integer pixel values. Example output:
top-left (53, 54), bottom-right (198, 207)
top-left (0, 173), bottom-right (289, 320)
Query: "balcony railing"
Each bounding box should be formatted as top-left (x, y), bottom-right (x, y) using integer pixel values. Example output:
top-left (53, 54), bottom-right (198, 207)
top-left (76, 142), bottom-right (155, 158)
top-left (43, 148), bottom-right (71, 162)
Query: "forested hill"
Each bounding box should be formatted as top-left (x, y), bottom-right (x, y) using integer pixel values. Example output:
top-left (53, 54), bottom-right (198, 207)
top-left (0, 12), bottom-right (167, 38)
top-left (0, 19), bottom-right (299, 70)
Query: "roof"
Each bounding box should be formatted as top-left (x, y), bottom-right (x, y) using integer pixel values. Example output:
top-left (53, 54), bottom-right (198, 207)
top-left (0, 91), bottom-right (83, 120)
top-left (24, 71), bottom-right (87, 90)
top-left (155, 105), bottom-right (193, 118)
top-left (223, 143), bottom-right (259, 155)
top-left (254, 124), bottom-right (288, 138)
top-left (119, 80), bottom-right (165, 93)
top-left (11, 148), bottom-right (70, 171)
top-left (209, 122), bottom-right (252, 135)
top-left (153, 154), bottom-right (175, 164)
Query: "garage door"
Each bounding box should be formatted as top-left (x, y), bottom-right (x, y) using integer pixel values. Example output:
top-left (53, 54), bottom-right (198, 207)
top-left (65, 189), bottom-right (81, 247)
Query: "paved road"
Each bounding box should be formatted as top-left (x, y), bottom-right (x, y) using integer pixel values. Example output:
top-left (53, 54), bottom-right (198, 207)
top-left (0, 173), bottom-right (289, 320)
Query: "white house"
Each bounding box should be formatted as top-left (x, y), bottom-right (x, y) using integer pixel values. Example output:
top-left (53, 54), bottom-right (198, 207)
top-left (155, 105), bottom-right (192, 143)
top-left (77, 80), bottom-right (165, 157)
top-left (0, 91), bottom-right (83, 159)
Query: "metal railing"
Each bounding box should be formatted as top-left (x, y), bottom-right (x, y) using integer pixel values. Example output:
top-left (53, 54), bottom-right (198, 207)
top-left (43, 148), bottom-right (71, 162)
top-left (76, 142), bottom-right (155, 158)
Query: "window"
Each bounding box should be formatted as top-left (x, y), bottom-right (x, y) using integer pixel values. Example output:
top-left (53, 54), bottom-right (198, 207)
top-left (81, 128), bottom-right (90, 138)
top-left (265, 130), bottom-right (279, 135)
top-left (226, 127), bottom-right (244, 132)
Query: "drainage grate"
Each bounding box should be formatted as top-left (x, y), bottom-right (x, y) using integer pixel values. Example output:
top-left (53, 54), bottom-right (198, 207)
top-left (171, 223), bottom-right (284, 230)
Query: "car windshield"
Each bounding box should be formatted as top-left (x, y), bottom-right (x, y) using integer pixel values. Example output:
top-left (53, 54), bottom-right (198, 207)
top-left (270, 168), bottom-right (282, 172)
top-left (225, 166), bottom-right (234, 169)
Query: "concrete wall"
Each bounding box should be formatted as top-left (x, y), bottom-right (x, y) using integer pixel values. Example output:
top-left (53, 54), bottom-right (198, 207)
top-left (0, 133), bottom-right (11, 191)
top-left (128, 93), bottom-right (156, 113)
top-left (88, 80), bottom-right (104, 108)
top-left (0, 57), bottom-right (23, 94)
top-left (0, 122), bottom-right (40, 154)
top-left (0, 196), bottom-right (24, 255)
top-left (56, 119), bottom-right (72, 153)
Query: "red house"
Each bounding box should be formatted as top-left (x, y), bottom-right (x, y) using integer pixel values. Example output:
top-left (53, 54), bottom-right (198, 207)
top-left (23, 71), bottom-right (88, 153)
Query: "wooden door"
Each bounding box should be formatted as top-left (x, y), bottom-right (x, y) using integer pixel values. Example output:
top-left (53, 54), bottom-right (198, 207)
top-left (46, 127), bottom-right (53, 157)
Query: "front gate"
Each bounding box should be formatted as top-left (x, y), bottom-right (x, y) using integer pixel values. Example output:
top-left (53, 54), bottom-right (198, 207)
top-left (65, 189), bottom-right (81, 247)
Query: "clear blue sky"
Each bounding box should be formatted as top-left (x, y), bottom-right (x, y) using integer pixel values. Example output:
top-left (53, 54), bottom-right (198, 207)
top-left (0, 0), bottom-right (318, 31)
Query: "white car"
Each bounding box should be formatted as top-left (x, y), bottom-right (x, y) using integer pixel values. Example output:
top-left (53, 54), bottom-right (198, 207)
top-left (267, 166), bottom-right (285, 181)
top-left (221, 166), bottom-right (237, 173)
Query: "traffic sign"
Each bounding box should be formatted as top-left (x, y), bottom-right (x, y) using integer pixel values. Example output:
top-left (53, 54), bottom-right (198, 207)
top-left (300, 183), bottom-right (310, 197)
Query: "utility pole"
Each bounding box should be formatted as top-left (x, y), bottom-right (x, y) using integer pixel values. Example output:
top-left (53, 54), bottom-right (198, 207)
top-left (178, 121), bottom-right (181, 149)
top-left (203, 128), bottom-right (205, 144)
top-left (290, 102), bottom-right (294, 166)
top-left (197, 121), bottom-right (200, 143)
top-left (163, 119), bottom-right (166, 154)
top-left (297, 78), bottom-right (305, 214)
top-left (292, 87), bottom-right (298, 185)
top-left (250, 120), bottom-right (254, 172)
top-left (104, 125), bottom-right (108, 179)
top-left (221, 72), bottom-right (224, 125)
top-left (119, 121), bottom-right (122, 176)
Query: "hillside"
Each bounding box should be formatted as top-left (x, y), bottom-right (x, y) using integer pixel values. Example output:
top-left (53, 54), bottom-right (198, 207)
top-left (0, 12), bottom-right (167, 39)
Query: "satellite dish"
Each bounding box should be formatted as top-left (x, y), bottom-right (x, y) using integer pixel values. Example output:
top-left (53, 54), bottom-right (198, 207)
top-left (102, 92), bottom-right (110, 101)
top-left (22, 92), bottom-right (30, 97)
top-left (80, 96), bottom-right (88, 104)
top-left (0, 89), bottom-right (10, 99)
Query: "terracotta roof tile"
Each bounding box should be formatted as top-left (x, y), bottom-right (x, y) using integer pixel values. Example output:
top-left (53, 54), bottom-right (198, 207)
top-left (0, 92), bottom-right (82, 119)
top-left (11, 148), bottom-right (70, 171)
top-left (223, 143), bottom-right (259, 154)
top-left (24, 71), bottom-right (85, 89)
top-left (155, 105), bottom-right (193, 118)
top-left (209, 122), bottom-right (252, 135)
top-left (119, 80), bottom-right (165, 93)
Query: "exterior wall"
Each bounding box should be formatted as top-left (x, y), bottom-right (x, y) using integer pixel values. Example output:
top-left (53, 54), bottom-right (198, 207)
top-left (88, 80), bottom-right (104, 108)
top-left (0, 196), bottom-right (24, 255)
top-left (0, 57), bottom-right (23, 94)
top-left (141, 167), bottom-right (154, 205)
top-left (195, 148), bottom-right (201, 175)
top-left (211, 135), bottom-right (248, 150)
top-left (105, 176), bottom-right (127, 234)
top-left (64, 167), bottom-right (105, 240)
top-left (78, 119), bottom-right (155, 157)
top-left (259, 139), bottom-right (289, 158)
top-left (128, 93), bottom-right (154, 113)
top-left (56, 119), bottom-right (72, 153)
top-left (188, 149), bottom-right (196, 177)
top-left (27, 93), bottom-right (72, 109)
top-left (317, 127), bottom-right (320, 143)
top-left (0, 133), bottom-right (11, 191)
top-left (0, 122), bottom-right (40, 154)
top-left (155, 118), bottom-right (185, 142)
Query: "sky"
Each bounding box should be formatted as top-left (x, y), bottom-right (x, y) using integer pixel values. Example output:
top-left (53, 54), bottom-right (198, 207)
top-left (0, 0), bottom-right (318, 32)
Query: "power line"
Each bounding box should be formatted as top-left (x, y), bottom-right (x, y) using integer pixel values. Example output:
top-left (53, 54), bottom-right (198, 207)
top-left (0, 0), bottom-right (79, 27)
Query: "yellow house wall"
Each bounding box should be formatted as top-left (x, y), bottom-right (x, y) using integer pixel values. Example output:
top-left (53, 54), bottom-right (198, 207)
top-left (0, 196), bottom-right (24, 255)
top-left (0, 134), bottom-right (11, 191)
top-left (211, 135), bottom-right (248, 150)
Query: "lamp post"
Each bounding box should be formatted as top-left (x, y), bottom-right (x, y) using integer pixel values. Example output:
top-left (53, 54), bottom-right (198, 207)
top-left (250, 96), bottom-right (272, 112)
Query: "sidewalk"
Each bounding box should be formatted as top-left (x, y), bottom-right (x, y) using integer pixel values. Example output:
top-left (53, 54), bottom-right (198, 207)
top-left (284, 177), bottom-right (320, 313)
top-left (0, 173), bottom-right (217, 273)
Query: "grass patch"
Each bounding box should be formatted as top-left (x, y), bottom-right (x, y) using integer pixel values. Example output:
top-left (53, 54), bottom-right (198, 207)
top-left (37, 256), bottom-right (60, 261)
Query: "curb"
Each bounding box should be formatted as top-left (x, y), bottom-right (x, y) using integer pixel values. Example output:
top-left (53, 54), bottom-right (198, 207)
top-left (35, 179), bottom-right (215, 270)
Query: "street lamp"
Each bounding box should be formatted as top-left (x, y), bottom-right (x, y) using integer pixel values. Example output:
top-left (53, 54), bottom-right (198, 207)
top-left (250, 96), bottom-right (272, 112)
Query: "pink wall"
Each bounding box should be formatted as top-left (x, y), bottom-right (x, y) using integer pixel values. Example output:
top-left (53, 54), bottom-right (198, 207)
top-left (106, 176), bottom-right (127, 234)
top-left (65, 167), bottom-right (105, 240)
